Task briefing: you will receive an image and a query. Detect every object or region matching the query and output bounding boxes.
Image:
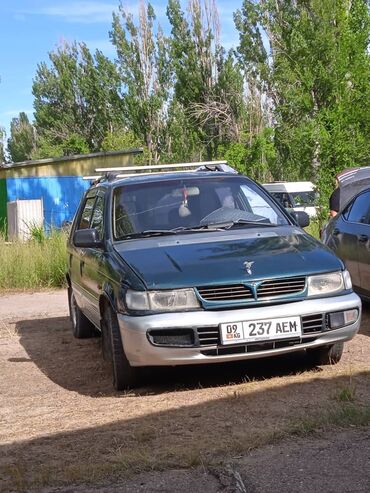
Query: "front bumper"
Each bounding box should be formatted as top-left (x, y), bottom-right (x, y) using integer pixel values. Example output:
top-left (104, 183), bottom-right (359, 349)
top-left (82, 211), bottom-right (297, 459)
top-left (117, 292), bottom-right (362, 367)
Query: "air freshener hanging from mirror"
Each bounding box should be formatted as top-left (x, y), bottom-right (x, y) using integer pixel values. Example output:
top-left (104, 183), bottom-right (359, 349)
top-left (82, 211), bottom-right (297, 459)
top-left (179, 186), bottom-right (191, 217)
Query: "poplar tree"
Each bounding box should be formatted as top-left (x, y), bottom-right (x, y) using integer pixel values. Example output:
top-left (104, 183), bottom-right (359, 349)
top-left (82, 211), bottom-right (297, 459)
top-left (110, 1), bottom-right (172, 164)
top-left (7, 112), bottom-right (36, 163)
top-left (167, 0), bottom-right (245, 159)
top-left (0, 127), bottom-right (5, 164)
top-left (235, 0), bottom-right (370, 190)
top-left (32, 42), bottom-right (123, 157)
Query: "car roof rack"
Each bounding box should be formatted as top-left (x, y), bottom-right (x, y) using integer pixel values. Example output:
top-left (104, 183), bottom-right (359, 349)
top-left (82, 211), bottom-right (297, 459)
top-left (83, 160), bottom-right (237, 182)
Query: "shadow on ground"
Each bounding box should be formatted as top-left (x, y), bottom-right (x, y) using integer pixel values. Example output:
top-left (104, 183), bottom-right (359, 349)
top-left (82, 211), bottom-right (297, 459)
top-left (1, 366), bottom-right (370, 492)
top-left (0, 304), bottom-right (368, 492)
top-left (13, 302), bottom-right (370, 397)
top-left (14, 316), bottom-right (328, 397)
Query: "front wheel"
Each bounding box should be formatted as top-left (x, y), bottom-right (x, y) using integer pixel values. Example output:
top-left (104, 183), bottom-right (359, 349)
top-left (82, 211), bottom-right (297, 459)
top-left (102, 304), bottom-right (140, 391)
top-left (307, 342), bottom-right (344, 366)
top-left (68, 287), bottom-right (96, 338)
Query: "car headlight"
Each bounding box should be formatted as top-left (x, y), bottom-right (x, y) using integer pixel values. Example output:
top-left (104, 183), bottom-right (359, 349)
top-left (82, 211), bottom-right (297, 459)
top-left (125, 288), bottom-right (201, 312)
top-left (307, 271), bottom-right (350, 296)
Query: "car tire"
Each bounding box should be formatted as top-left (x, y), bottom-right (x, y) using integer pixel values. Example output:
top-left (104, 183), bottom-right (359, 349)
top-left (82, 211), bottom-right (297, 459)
top-left (307, 342), bottom-right (344, 366)
top-left (102, 303), bottom-right (140, 391)
top-left (68, 287), bottom-right (96, 338)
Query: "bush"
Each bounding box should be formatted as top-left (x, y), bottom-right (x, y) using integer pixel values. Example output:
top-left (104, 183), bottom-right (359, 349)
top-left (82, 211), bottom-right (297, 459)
top-left (0, 230), bottom-right (67, 289)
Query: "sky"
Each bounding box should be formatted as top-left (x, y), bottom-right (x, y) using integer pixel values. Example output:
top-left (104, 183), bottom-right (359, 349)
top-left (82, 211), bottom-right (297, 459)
top-left (0, 0), bottom-right (241, 142)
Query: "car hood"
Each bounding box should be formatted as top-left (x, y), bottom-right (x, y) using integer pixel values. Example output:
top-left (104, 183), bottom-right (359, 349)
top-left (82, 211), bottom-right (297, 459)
top-left (114, 227), bottom-right (343, 289)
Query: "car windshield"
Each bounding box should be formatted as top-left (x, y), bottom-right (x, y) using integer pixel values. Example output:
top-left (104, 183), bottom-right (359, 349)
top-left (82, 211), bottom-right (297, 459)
top-left (112, 176), bottom-right (289, 240)
top-left (290, 191), bottom-right (316, 206)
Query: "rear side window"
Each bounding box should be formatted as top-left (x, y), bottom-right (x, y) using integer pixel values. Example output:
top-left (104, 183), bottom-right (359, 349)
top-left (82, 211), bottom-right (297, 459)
top-left (271, 192), bottom-right (293, 208)
top-left (290, 191), bottom-right (316, 206)
top-left (345, 191), bottom-right (370, 224)
top-left (77, 197), bottom-right (96, 230)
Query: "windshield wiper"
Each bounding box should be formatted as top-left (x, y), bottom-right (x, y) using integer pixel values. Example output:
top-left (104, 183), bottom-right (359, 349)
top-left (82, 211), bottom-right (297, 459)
top-left (170, 221), bottom-right (274, 232)
top-left (118, 230), bottom-right (179, 240)
top-left (117, 220), bottom-right (273, 240)
top-left (170, 225), bottom-right (225, 232)
top-left (118, 225), bottom-right (225, 240)
top-left (218, 219), bottom-right (275, 229)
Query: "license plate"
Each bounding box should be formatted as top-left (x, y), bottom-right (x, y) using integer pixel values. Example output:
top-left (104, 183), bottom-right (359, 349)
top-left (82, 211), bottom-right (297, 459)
top-left (220, 316), bottom-right (301, 345)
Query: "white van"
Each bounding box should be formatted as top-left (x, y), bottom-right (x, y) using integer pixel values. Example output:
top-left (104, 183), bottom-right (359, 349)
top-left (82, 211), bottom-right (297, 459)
top-left (262, 181), bottom-right (318, 218)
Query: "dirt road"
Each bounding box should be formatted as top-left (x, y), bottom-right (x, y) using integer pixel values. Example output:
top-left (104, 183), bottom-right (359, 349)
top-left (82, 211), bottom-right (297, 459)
top-left (0, 291), bottom-right (369, 492)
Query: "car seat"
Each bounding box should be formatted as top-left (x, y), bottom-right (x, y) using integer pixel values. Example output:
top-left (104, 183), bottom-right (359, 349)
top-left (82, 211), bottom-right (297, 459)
top-left (198, 189), bottom-right (221, 220)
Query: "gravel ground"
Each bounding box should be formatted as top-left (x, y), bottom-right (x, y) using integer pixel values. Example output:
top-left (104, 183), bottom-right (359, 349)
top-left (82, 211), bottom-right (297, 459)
top-left (0, 290), bottom-right (369, 493)
top-left (36, 428), bottom-right (370, 493)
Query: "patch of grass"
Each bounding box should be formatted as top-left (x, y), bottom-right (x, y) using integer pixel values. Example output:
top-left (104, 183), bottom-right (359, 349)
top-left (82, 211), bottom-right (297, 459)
top-left (305, 219), bottom-right (321, 239)
top-left (0, 230), bottom-right (68, 289)
top-left (288, 403), bottom-right (370, 437)
top-left (335, 385), bottom-right (356, 403)
top-left (332, 373), bottom-right (357, 403)
top-left (134, 427), bottom-right (157, 444)
top-left (30, 225), bottom-right (47, 243)
top-left (3, 464), bottom-right (26, 492)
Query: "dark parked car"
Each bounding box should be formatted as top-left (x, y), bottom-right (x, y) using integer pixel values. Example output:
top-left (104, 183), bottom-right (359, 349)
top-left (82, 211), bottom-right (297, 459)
top-left (67, 164), bottom-right (361, 390)
top-left (323, 187), bottom-right (370, 300)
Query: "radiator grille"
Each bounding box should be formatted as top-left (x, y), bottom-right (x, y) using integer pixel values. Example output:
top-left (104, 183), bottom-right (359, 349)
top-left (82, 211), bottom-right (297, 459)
top-left (196, 313), bottom-right (325, 350)
top-left (197, 276), bottom-right (306, 303)
top-left (257, 277), bottom-right (306, 298)
top-left (200, 338), bottom-right (303, 356)
top-left (197, 284), bottom-right (253, 302)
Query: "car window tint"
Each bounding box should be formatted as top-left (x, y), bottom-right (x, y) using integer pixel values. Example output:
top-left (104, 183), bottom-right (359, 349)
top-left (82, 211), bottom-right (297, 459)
top-left (271, 192), bottom-right (293, 208)
top-left (112, 177), bottom-right (288, 239)
top-left (214, 186), bottom-right (236, 209)
top-left (346, 191), bottom-right (370, 224)
top-left (90, 195), bottom-right (104, 238)
top-left (241, 186), bottom-right (279, 224)
top-left (77, 197), bottom-right (96, 230)
top-left (291, 191), bottom-right (316, 206)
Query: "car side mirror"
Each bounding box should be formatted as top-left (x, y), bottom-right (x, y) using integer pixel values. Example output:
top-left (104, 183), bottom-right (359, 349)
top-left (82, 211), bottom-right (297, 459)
top-left (289, 210), bottom-right (310, 228)
top-left (73, 228), bottom-right (103, 248)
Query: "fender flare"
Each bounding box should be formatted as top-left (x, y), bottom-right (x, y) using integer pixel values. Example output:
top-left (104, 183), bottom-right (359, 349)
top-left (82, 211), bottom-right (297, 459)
top-left (99, 282), bottom-right (117, 318)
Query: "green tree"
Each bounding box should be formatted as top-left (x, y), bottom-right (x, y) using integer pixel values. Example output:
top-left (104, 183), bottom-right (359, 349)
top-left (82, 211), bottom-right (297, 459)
top-left (0, 126), bottom-right (5, 165)
top-left (101, 129), bottom-right (148, 164)
top-left (77, 44), bottom-right (124, 149)
top-left (163, 99), bottom-right (203, 163)
top-left (236, 0), bottom-right (370, 196)
top-left (7, 112), bottom-right (36, 163)
top-left (0, 75), bottom-right (5, 165)
top-left (110, 1), bottom-right (172, 164)
top-left (167, 0), bottom-right (245, 159)
top-left (32, 41), bottom-right (124, 157)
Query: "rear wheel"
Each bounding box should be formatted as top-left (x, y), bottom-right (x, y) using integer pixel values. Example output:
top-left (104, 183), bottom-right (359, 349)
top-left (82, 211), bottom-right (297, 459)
top-left (68, 287), bottom-right (96, 338)
top-left (102, 303), bottom-right (140, 390)
top-left (307, 342), bottom-right (344, 366)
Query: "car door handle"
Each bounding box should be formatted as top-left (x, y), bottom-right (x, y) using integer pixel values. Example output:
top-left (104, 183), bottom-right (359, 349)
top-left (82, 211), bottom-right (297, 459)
top-left (358, 234), bottom-right (368, 243)
top-left (80, 260), bottom-right (85, 276)
top-left (333, 228), bottom-right (340, 236)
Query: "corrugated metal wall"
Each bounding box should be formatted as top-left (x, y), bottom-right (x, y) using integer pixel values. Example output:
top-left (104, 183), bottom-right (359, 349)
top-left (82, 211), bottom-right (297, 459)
top-left (6, 176), bottom-right (90, 228)
top-left (7, 199), bottom-right (44, 240)
top-left (0, 149), bottom-right (141, 231)
top-left (0, 178), bottom-right (7, 233)
top-left (1, 149), bottom-right (141, 179)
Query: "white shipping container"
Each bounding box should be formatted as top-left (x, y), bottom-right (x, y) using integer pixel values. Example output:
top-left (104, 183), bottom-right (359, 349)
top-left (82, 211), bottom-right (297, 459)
top-left (7, 199), bottom-right (44, 241)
